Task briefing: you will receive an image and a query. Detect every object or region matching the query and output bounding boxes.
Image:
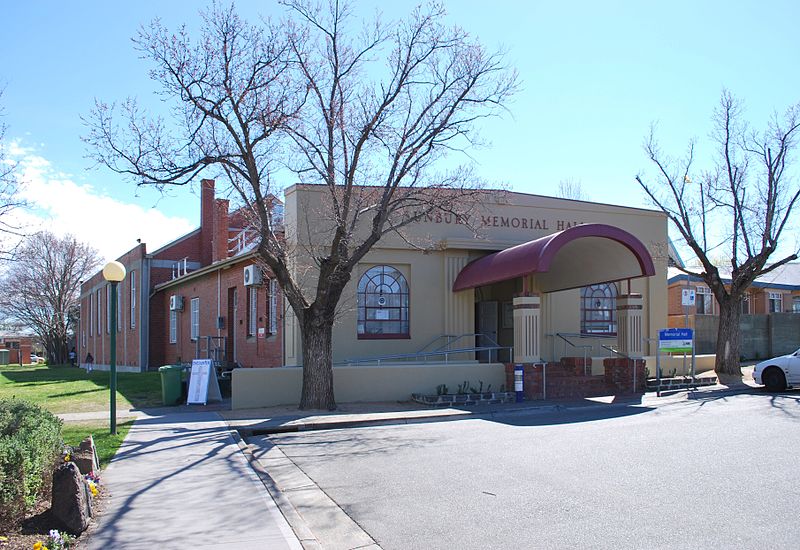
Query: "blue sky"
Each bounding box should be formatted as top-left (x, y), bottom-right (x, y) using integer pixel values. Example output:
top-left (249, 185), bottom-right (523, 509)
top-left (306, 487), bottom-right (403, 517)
top-left (2, 0), bottom-right (799, 261)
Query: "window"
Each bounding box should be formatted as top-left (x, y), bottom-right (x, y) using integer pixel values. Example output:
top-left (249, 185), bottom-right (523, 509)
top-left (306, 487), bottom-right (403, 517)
top-left (190, 298), bottom-right (200, 340)
top-left (357, 265), bottom-right (410, 338)
top-left (247, 287), bottom-right (258, 337)
top-left (89, 293), bottom-right (94, 336)
top-left (769, 292), bottom-right (783, 313)
top-left (793, 297), bottom-right (800, 313)
top-left (696, 286), bottom-right (713, 314)
top-left (580, 283), bottom-right (617, 335)
top-left (169, 310), bottom-right (177, 344)
top-left (269, 279), bottom-right (278, 334)
top-left (130, 270), bottom-right (136, 329)
top-left (96, 289), bottom-right (102, 335)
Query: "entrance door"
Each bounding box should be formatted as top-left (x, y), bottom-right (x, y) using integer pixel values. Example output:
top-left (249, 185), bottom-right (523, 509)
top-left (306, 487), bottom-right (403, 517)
top-left (476, 301), bottom-right (498, 362)
top-left (226, 287), bottom-right (237, 364)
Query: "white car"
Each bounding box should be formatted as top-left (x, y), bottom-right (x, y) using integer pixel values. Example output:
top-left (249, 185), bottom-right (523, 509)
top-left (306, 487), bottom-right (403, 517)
top-left (753, 348), bottom-right (800, 391)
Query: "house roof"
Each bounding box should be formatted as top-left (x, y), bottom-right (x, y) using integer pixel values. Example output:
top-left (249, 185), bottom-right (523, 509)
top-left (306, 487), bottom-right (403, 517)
top-left (667, 262), bottom-right (800, 290)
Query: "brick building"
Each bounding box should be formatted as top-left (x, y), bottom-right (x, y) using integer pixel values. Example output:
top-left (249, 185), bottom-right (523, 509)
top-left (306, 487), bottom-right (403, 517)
top-left (78, 179), bottom-right (283, 371)
top-left (667, 263), bottom-right (800, 327)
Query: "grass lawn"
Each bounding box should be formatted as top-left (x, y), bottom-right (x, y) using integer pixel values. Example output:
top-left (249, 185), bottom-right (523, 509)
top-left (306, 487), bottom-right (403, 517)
top-left (62, 420), bottom-right (135, 468)
top-left (0, 364), bottom-right (163, 414)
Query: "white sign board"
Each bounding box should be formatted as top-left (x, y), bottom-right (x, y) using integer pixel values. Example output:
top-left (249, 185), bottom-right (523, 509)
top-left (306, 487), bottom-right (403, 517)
top-left (187, 359), bottom-right (222, 405)
top-left (681, 288), bottom-right (696, 306)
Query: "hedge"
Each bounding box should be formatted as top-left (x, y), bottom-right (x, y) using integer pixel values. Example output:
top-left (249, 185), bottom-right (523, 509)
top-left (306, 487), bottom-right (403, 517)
top-left (0, 398), bottom-right (63, 528)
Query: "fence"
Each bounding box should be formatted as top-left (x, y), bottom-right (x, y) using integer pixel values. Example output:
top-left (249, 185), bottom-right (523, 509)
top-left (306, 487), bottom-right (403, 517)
top-left (693, 313), bottom-right (800, 359)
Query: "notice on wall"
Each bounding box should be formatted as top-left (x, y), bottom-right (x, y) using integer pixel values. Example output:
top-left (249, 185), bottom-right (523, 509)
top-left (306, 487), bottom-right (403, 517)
top-left (187, 359), bottom-right (222, 405)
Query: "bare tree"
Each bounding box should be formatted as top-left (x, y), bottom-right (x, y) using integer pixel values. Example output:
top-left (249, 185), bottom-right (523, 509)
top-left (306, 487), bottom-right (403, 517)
top-left (0, 232), bottom-right (100, 364)
top-left (85, 2), bottom-right (517, 409)
top-left (0, 89), bottom-right (27, 259)
top-left (636, 91), bottom-right (800, 376)
top-left (557, 178), bottom-right (587, 201)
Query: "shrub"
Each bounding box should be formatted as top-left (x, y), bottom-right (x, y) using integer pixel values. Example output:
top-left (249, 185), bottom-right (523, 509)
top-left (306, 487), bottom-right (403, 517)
top-left (0, 398), bottom-right (63, 528)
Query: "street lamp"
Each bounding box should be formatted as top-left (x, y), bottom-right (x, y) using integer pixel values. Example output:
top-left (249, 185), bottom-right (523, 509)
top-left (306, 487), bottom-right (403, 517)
top-left (102, 261), bottom-right (126, 435)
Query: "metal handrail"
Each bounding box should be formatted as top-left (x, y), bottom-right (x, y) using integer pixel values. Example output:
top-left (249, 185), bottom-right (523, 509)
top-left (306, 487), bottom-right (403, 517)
top-left (602, 344), bottom-right (642, 395)
top-left (555, 333), bottom-right (593, 375)
top-left (415, 333), bottom-right (502, 354)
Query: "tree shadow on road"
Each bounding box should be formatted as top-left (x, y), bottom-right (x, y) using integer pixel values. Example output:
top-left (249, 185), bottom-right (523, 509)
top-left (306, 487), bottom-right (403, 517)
top-left (483, 402), bottom-right (656, 427)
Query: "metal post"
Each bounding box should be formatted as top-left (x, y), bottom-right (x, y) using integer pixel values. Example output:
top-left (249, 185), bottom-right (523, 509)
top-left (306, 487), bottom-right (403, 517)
top-left (542, 362), bottom-right (547, 401)
top-left (683, 278), bottom-right (689, 376)
top-left (110, 281), bottom-right (118, 435)
top-left (656, 346), bottom-right (661, 398)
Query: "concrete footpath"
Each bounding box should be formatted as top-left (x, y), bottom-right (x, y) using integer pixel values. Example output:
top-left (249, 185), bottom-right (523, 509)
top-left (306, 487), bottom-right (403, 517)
top-left (84, 411), bottom-right (302, 550)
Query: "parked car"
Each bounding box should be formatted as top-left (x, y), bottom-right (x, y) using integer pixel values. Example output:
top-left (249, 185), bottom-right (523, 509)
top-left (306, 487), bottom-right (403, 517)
top-left (753, 348), bottom-right (800, 391)
top-left (29, 354), bottom-right (45, 365)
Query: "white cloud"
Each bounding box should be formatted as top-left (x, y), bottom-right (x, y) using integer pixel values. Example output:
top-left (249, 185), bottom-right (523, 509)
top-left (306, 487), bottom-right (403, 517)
top-left (10, 149), bottom-right (196, 263)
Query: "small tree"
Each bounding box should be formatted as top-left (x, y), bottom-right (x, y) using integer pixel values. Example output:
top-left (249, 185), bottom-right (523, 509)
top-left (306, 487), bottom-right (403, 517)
top-left (0, 232), bottom-right (100, 364)
top-left (636, 92), bottom-right (800, 375)
top-left (85, 2), bottom-right (517, 409)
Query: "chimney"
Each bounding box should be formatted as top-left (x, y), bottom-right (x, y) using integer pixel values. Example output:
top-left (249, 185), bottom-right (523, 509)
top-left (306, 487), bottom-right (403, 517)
top-left (212, 198), bottom-right (230, 262)
top-left (200, 179), bottom-right (215, 266)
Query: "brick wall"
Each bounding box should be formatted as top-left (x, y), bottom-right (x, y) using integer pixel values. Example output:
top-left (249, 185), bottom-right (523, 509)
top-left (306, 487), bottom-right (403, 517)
top-left (504, 358), bottom-right (646, 400)
top-left (79, 244), bottom-right (148, 368)
top-left (152, 258), bottom-right (283, 369)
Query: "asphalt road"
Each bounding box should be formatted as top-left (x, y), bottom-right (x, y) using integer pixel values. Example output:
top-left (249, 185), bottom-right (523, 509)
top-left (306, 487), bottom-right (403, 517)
top-left (261, 391), bottom-right (800, 549)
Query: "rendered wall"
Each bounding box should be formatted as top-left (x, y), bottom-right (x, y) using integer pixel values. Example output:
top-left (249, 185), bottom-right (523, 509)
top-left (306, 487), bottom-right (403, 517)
top-left (232, 362), bottom-right (507, 409)
top-left (284, 185), bottom-right (669, 365)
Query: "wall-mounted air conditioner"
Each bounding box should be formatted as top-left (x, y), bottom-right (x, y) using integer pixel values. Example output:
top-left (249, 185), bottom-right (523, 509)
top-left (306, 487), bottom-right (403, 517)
top-left (169, 295), bottom-right (184, 311)
top-left (244, 265), bottom-right (263, 286)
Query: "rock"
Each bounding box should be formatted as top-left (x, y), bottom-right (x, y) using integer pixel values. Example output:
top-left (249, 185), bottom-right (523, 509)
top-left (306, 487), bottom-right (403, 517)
top-left (51, 462), bottom-right (92, 534)
top-left (73, 436), bottom-right (100, 474)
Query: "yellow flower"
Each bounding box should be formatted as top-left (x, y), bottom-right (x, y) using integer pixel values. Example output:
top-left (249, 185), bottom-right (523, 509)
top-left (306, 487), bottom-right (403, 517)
top-left (33, 542), bottom-right (43, 550)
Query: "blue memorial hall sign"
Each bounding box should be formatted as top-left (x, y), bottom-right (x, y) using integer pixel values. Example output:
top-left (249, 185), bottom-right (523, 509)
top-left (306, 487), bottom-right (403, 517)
top-left (658, 328), bottom-right (693, 353)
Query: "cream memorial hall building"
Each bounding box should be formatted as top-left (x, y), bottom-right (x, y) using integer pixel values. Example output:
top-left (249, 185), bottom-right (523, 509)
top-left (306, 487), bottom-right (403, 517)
top-left (234, 184), bottom-right (668, 408)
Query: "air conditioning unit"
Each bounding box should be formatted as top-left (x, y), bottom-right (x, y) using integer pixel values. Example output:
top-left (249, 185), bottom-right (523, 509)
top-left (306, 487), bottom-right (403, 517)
top-left (169, 295), bottom-right (184, 311)
top-left (244, 265), bottom-right (263, 286)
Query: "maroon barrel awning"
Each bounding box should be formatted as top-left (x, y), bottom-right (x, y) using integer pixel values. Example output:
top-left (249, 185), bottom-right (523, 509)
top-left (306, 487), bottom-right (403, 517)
top-left (452, 223), bottom-right (656, 293)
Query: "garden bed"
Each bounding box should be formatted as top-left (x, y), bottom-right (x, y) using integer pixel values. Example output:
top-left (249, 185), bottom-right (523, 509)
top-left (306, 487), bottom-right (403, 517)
top-left (412, 391), bottom-right (516, 407)
top-left (646, 376), bottom-right (718, 391)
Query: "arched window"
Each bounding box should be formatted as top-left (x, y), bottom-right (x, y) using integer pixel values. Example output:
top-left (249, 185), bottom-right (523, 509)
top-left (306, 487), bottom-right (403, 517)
top-left (581, 283), bottom-right (617, 335)
top-left (357, 265), bottom-right (409, 339)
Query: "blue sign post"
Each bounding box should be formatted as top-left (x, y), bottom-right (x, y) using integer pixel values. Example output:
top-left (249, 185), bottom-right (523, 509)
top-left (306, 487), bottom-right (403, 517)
top-left (514, 364), bottom-right (524, 402)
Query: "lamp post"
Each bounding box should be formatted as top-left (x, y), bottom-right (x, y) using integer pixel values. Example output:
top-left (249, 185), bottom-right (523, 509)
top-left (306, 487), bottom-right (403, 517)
top-left (102, 261), bottom-right (126, 435)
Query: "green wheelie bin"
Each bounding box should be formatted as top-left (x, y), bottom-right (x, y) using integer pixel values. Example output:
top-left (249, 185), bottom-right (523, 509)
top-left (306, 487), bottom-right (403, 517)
top-left (158, 365), bottom-right (184, 405)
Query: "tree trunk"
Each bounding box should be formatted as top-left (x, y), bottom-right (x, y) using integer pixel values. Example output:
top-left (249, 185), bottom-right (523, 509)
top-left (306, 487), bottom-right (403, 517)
top-left (299, 312), bottom-right (336, 410)
top-left (714, 298), bottom-right (741, 376)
